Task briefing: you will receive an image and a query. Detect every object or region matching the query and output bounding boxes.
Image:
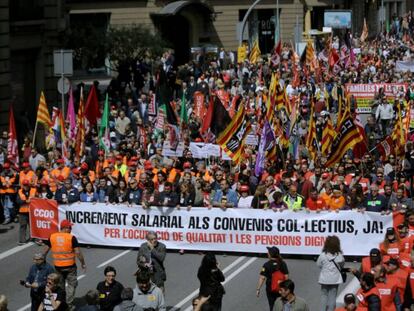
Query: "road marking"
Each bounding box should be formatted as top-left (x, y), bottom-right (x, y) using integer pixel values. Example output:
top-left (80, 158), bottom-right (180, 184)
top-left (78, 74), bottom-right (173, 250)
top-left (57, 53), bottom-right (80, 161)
top-left (222, 257), bottom-right (256, 285)
top-left (174, 256), bottom-right (250, 311)
top-left (17, 274), bottom-right (87, 311)
top-left (336, 276), bottom-right (360, 306)
top-left (97, 249), bottom-right (132, 268)
top-left (0, 242), bottom-right (34, 261)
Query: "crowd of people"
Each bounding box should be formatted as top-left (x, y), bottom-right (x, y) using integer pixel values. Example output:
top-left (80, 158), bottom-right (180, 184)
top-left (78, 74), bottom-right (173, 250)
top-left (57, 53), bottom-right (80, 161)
top-left (2, 8), bottom-right (414, 311)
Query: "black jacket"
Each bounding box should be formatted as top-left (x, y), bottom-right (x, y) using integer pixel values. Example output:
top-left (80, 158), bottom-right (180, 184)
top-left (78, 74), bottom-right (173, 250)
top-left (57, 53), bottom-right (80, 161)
top-left (97, 280), bottom-right (124, 311)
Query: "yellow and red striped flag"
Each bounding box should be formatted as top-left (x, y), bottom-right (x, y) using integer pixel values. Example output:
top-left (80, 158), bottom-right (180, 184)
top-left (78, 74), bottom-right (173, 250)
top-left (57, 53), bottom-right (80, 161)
top-left (249, 39), bottom-right (261, 64)
top-left (75, 88), bottom-right (86, 157)
top-left (305, 103), bottom-right (318, 160)
top-left (36, 91), bottom-right (51, 128)
top-left (321, 114), bottom-right (335, 156)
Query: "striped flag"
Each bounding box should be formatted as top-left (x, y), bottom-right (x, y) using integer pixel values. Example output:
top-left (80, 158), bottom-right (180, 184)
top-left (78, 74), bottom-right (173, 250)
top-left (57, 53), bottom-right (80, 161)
top-left (375, 136), bottom-right (395, 160)
top-left (321, 114), bottom-right (335, 156)
top-left (249, 39), bottom-right (261, 64)
top-left (325, 109), bottom-right (364, 167)
top-left (305, 41), bottom-right (315, 67)
top-left (217, 106), bottom-right (251, 164)
top-left (36, 91), bottom-right (51, 128)
top-left (75, 88), bottom-right (86, 158)
top-left (391, 101), bottom-right (405, 156)
top-left (306, 104), bottom-right (318, 160)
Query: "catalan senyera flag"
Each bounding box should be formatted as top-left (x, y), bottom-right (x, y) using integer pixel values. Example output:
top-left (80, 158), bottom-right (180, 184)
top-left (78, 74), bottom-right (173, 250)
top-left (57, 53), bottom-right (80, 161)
top-left (325, 108), bottom-right (364, 167)
top-left (391, 101), bottom-right (405, 156)
top-left (321, 114), bottom-right (335, 157)
top-left (306, 104), bottom-right (317, 160)
top-left (217, 106), bottom-right (251, 164)
top-left (305, 41), bottom-right (315, 68)
top-left (249, 39), bottom-right (261, 64)
top-left (75, 88), bottom-right (86, 158)
top-left (36, 91), bottom-right (51, 128)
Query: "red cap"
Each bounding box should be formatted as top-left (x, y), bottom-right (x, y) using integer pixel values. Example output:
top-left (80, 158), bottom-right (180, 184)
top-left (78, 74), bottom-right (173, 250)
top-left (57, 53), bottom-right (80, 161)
top-left (3, 162), bottom-right (10, 169)
top-left (127, 161), bottom-right (137, 166)
top-left (57, 175), bottom-right (65, 182)
top-left (22, 162), bottom-right (30, 168)
top-left (183, 162), bottom-right (192, 169)
top-left (60, 219), bottom-right (73, 229)
top-left (116, 155), bottom-right (123, 160)
top-left (322, 173), bottom-right (329, 179)
top-left (144, 160), bottom-right (152, 170)
top-left (72, 168), bottom-right (80, 175)
top-left (195, 138), bottom-right (203, 142)
top-left (239, 185), bottom-right (250, 192)
top-left (56, 159), bottom-right (64, 164)
top-left (131, 156), bottom-right (138, 161)
top-left (22, 180), bottom-right (30, 186)
top-left (98, 150), bottom-right (104, 156)
top-left (40, 179), bottom-right (48, 186)
top-left (81, 162), bottom-right (88, 170)
top-left (107, 158), bottom-right (114, 164)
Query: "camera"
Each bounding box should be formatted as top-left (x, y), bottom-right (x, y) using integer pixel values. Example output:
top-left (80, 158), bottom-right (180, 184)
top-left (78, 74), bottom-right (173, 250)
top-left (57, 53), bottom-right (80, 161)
top-left (19, 280), bottom-right (26, 286)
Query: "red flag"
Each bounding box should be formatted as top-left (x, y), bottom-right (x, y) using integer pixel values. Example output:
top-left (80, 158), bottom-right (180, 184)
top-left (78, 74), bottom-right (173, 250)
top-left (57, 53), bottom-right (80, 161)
top-left (84, 84), bottom-right (100, 126)
top-left (329, 48), bottom-right (339, 68)
top-left (375, 136), bottom-right (395, 160)
top-left (7, 106), bottom-right (19, 169)
top-left (274, 40), bottom-right (282, 56)
top-left (200, 96), bottom-right (214, 135)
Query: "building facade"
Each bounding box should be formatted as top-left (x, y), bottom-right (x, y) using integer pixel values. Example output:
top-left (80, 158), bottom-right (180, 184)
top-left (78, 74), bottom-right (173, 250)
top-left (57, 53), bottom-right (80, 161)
top-left (0, 0), bottom-right (64, 135)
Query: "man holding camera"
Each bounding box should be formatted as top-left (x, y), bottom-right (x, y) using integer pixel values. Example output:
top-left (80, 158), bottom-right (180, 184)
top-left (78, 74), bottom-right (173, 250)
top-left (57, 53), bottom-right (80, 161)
top-left (22, 253), bottom-right (54, 311)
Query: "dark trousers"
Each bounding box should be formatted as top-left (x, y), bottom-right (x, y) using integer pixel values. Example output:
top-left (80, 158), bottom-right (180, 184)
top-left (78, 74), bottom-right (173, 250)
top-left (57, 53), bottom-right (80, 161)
top-left (266, 291), bottom-right (280, 311)
top-left (30, 289), bottom-right (43, 311)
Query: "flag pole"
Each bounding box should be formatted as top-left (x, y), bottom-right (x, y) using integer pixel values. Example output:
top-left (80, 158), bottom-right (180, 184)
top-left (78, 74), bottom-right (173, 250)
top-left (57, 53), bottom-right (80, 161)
top-left (32, 121), bottom-right (38, 147)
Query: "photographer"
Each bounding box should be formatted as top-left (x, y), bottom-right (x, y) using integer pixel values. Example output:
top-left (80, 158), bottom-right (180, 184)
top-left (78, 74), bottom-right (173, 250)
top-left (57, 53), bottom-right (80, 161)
top-left (23, 253), bottom-right (54, 311)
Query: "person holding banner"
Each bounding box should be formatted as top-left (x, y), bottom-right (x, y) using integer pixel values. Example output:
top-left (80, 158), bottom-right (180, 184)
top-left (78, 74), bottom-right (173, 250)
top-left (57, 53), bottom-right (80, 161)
top-left (43, 219), bottom-right (86, 311)
top-left (16, 179), bottom-right (37, 245)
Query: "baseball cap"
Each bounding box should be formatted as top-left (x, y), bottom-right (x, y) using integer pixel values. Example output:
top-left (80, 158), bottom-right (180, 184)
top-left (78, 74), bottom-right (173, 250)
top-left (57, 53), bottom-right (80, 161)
top-left (239, 185), bottom-right (249, 192)
top-left (22, 162), bottom-right (30, 168)
top-left (183, 162), bottom-right (192, 169)
top-left (3, 162), bottom-right (10, 169)
top-left (56, 159), bottom-right (64, 164)
top-left (144, 160), bottom-right (153, 170)
top-left (80, 162), bottom-right (88, 170)
top-left (60, 219), bottom-right (73, 229)
top-left (267, 246), bottom-right (280, 258)
top-left (22, 180), bottom-right (30, 186)
top-left (369, 248), bottom-right (381, 257)
top-left (386, 227), bottom-right (395, 235)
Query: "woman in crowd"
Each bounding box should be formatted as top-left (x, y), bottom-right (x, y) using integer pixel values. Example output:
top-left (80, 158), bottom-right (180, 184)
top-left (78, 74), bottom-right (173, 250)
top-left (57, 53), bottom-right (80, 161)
top-left (178, 182), bottom-right (195, 209)
top-left (379, 227), bottom-right (404, 258)
top-left (316, 235), bottom-right (345, 311)
top-left (114, 179), bottom-right (128, 204)
top-left (97, 266), bottom-right (124, 311)
top-left (38, 273), bottom-right (67, 311)
top-left (80, 182), bottom-right (99, 203)
top-left (251, 185), bottom-right (270, 209)
top-left (197, 253), bottom-right (225, 311)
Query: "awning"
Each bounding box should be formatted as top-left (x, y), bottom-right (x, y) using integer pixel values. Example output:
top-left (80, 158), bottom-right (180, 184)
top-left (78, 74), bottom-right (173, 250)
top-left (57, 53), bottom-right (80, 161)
top-left (151, 0), bottom-right (214, 17)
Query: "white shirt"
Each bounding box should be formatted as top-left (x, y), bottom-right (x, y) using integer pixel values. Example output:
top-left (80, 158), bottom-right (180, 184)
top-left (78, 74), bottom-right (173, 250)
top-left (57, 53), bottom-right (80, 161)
top-left (238, 196), bottom-right (253, 208)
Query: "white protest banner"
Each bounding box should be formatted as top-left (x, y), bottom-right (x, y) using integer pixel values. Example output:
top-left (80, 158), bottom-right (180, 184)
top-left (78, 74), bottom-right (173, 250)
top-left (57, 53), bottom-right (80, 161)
top-left (396, 60), bottom-right (414, 73)
top-left (53, 202), bottom-right (393, 256)
top-left (162, 141), bottom-right (184, 157)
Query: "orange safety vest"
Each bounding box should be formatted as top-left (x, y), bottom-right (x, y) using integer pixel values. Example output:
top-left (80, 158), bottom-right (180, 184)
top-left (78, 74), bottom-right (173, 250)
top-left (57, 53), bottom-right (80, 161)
top-left (376, 279), bottom-right (398, 311)
top-left (380, 241), bottom-right (403, 258)
top-left (356, 287), bottom-right (381, 311)
top-left (50, 232), bottom-right (76, 267)
top-left (18, 188), bottom-right (37, 213)
top-left (0, 174), bottom-right (16, 194)
top-left (49, 167), bottom-right (70, 192)
top-left (387, 269), bottom-right (408, 303)
top-left (361, 257), bottom-right (374, 274)
top-left (19, 170), bottom-right (36, 187)
top-left (408, 268), bottom-right (414, 298)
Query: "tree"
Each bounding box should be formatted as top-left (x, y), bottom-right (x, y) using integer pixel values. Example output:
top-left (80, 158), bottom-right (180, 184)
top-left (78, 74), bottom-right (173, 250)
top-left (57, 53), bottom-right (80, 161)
top-left (105, 24), bottom-right (168, 72)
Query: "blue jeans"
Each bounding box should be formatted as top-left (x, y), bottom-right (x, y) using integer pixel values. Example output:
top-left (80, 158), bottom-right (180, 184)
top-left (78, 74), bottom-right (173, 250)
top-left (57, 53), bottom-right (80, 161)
top-left (2, 195), bottom-right (14, 221)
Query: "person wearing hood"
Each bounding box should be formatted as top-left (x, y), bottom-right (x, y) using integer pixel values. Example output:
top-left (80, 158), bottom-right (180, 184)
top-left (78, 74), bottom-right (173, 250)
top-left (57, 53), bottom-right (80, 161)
top-left (132, 269), bottom-right (165, 311)
top-left (113, 288), bottom-right (143, 311)
top-left (316, 235), bottom-right (345, 311)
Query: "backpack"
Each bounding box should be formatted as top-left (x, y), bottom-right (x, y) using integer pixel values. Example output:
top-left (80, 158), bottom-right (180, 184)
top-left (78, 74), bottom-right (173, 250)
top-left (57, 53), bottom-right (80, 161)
top-left (270, 269), bottom-right (286, 293)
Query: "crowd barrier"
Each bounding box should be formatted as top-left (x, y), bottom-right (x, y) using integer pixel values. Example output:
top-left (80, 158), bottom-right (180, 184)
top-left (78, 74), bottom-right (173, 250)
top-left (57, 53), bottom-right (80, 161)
top-left (29, 198), bottom-right (393, 256)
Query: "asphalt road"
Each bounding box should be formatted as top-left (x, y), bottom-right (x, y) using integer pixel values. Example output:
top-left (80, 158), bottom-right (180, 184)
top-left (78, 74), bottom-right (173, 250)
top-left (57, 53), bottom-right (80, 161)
top-left (0, 224), bottom-right (360, 311)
